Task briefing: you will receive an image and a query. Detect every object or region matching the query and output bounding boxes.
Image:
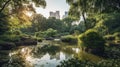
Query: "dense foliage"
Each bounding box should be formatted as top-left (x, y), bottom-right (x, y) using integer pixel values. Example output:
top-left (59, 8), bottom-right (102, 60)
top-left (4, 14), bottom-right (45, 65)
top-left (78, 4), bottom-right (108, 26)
top-left (35, 28), bottom-right (57, 38)
top-left (0, 0), bottom-right (46, 35)
top-left (61, 35), bottom-right (77, 44)
top-left (79, 29), bottom-right (105, 48)
top-left (57, 58), bottom-right (120, 67)
top-left (94, 13), bottom-right (120, 35)
top-left (78, 29), bottom-right (105, 55)
top-left (0, 13), bottom-right (10, 35)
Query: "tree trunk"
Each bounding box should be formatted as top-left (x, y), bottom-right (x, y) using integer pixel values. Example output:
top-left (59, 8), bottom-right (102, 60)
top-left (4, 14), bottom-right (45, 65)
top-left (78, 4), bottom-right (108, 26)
top-left (82, 11), bottom-right (87, 30)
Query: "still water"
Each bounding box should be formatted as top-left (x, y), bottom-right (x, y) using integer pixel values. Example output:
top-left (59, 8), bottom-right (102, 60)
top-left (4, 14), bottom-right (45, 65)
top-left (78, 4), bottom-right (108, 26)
top-left (9, 40), bottom-right (102, 67)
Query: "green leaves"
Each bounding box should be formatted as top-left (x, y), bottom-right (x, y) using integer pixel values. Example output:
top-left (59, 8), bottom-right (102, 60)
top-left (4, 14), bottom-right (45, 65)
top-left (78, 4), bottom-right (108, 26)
top-left (79, 29), bottom-right (105, 48)
top-left (0, 13), bottom-right (10, 35)
top-left (94, 13), bottom-right (120, 35)
top-left (66, 0), bottom-right (120, 19)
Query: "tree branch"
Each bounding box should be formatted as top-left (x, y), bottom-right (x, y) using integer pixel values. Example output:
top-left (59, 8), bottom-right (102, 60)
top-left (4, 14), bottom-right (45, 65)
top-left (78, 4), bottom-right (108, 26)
top-left (0, 0), bottom-right (11, 13)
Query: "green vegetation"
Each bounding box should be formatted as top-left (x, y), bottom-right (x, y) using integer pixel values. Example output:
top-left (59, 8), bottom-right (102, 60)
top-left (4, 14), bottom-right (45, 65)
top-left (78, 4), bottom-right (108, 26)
top-left (0, 0), bottom-right (120, 67)
top-left (114, 32), bottom-right (120, 40)
top-left (61, 35), bottom-right (78, 44)
top-left (0, 14), bottom-right (10, 35)
top-left (35, 28), bottom-right (57, 38)
top-left (78, 29), bottom-right (105, 55)
top-left (79, 29), bottom-right (105, 48)
top-left (94, 14), bottom-right (120, 35)
top-left (57, 58), bottom-right (120, 67)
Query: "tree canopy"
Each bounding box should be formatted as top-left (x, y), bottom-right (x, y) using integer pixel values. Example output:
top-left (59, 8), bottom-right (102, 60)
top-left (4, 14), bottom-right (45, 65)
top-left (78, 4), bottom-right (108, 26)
top-left (0, 0), bottom-right (46, 34)
top-left (66, 0), bottom-right (120, 30)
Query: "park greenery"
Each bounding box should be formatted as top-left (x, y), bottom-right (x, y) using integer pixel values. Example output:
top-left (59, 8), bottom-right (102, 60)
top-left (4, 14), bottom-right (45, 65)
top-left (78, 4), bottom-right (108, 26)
top-left (0, 0), bottom-right (120, 67)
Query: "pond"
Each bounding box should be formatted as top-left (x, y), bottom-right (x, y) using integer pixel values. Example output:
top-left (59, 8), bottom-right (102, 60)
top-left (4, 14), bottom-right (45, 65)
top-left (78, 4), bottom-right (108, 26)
top-left (7, 40), bottom-right (102, 67)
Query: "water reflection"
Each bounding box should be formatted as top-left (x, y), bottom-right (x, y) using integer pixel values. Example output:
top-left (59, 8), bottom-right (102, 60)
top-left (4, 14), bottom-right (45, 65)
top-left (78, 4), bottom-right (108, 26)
top-left (75, 51), bottom-right (103, 63)
top-left (8, 40), bottom-right (102, 67)
top-left (26, 52), bottom-right (71, 67)
top-left (28, 46), bottom-right (79, 67)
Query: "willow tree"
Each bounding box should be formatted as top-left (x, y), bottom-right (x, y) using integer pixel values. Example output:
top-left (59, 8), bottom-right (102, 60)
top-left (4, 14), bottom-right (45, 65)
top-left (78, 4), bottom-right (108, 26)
top-left (66, 0), bottom-right (120, 30)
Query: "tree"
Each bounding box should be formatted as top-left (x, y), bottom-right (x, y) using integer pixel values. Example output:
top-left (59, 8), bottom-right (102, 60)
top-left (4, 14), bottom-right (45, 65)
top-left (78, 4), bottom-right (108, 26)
top-left (0, 0), bottom-right (46, 15)
top-left (0, 0), bottom-right (46, 24)
top-left (45, 17), bottom-right (65, 32)
top-left (94, 13), bottom-right (120, 35)
top-left (66, 0), bottom-right (120, 30)
top-left (30, 14), bottom-right (46, 32)
top-left (62, 17), bottom-right (76, 32)
top-left (0, 0), bottom-right (46, 34)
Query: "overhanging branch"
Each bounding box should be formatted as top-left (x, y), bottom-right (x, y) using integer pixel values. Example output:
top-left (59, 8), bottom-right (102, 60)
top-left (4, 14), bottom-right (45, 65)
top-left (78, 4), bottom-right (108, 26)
top-left (0, 0), bottom-right (11, 13)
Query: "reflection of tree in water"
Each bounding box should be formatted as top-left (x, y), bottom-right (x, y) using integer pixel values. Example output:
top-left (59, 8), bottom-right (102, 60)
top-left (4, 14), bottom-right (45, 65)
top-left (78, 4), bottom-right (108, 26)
top-left (32, 42), bottom-right (81, 60)
top-left (31, 44), bottom-right (61, 59)
top-left (50, 52), bottom-right (60, 60)
top-left (2, 47), bottom-right (33, 67)
top-left (61, 47), bottom-right (78, 59)
top-left (74, 51), bottom-right (103, 63)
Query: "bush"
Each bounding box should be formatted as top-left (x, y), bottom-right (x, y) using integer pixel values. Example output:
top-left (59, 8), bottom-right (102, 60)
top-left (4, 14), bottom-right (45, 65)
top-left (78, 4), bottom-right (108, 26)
top-left (45, 28), bottom-right (57, 37)
top-left (104, 35), bottom-right (115, 41)
top-left (12, 30), bottom-right (22, 35)
top-left (78, 29), bottom-right (105, 55)
top-left (35, 28), bottom-right (57, 38)
top-left (0, 34), bottom-right (20, 42)
top-left (61, 35), bottom-right (77, 43)
top-left (35, 31), bottom-right (44, 38)
top-left (114, 32), bottom-right (120, 40)
top-left (55, 32), bottom-right (70, 37)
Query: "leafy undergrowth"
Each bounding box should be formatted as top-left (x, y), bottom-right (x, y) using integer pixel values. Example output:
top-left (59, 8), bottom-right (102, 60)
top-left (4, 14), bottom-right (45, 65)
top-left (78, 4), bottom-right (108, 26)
top-left (57, 58), bottom-right (120, 67)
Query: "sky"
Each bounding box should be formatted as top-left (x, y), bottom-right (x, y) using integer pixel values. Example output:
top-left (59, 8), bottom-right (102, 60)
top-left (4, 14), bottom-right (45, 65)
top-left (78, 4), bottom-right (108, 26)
top-left (34, 0), bottom-right (70, 19)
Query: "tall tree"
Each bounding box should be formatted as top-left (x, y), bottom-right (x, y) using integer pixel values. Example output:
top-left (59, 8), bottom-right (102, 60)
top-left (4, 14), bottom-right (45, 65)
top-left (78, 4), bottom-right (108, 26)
top-left (66, 0), bottom-right (120, 30)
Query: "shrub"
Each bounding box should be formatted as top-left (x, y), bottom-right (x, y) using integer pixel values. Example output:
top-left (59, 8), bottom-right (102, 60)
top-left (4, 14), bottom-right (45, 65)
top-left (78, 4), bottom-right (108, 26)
top-left (12, 30), bottom-right (22, 35)
top-left (35, 31), bottom-right (45, 38)
top-left (45, 28), bottom-right (57, 37)
top-left (55, 32), bottom-right (70, 37)
top-left (78, 29), bottom-right (105, 55)
top-left (35, 28), bottom-right (57, 38)
top-left (61, 35), bottom-right (77, 43)
top-left (0, 34), bottom-right (20, 42)
top-left (37, 38), bottom-right (42, 42)
top-left (79, 30), bottom-right (104, 48)
top-left (104, 35), bottom-right (115, 41)
top-left (114, 32), bottom-right (120, 40)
